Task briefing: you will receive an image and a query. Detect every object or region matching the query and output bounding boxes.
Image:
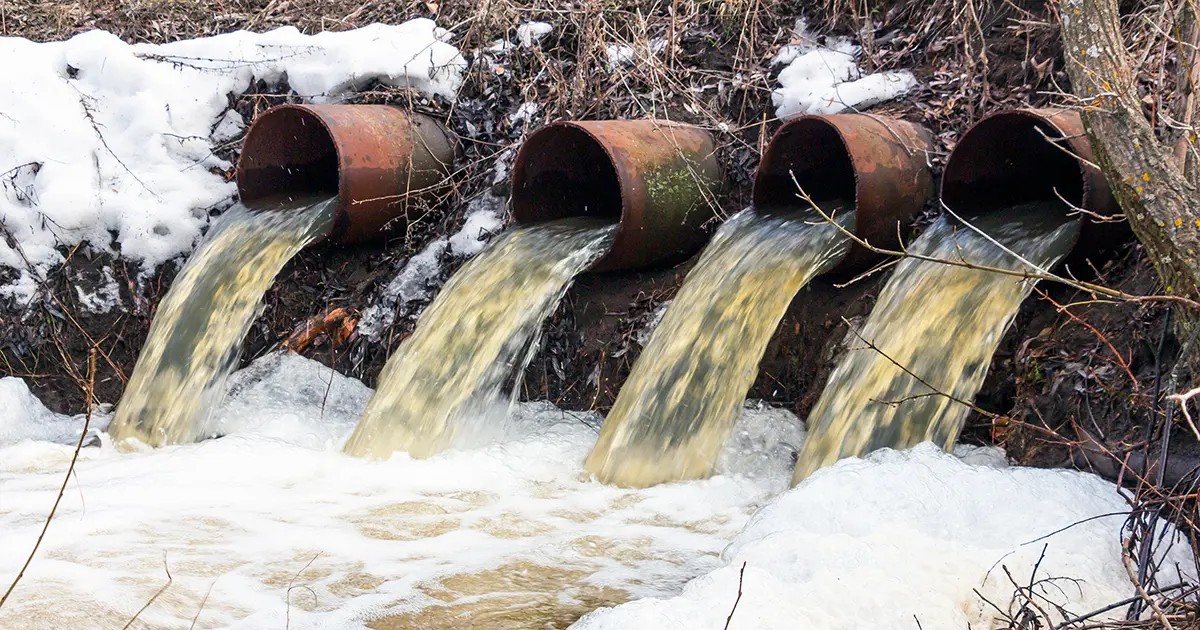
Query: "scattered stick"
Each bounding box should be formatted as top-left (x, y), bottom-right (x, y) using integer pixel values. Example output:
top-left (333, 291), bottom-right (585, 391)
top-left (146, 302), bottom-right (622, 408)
top-left (123, 555), bottom-right (173, 630)
top-left (189, 580), bottom-right (217, 630)
top-left (723, 562), bottom-right (747, 630)
top-left (285, 552), bottom-right (323, 630)
top-left (1122, 542), bottom-right (1177, 630)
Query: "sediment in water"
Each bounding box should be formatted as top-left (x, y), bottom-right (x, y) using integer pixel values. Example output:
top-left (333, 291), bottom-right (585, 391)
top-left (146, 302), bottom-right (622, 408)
top-left (586, 204), bottom-right (853, 487)
top-left (793, 202), bottom-right (1080, 483)
top-left (107, 195), bottom-right (336, 447)
top-left (344, 218), bottom-right (617, 459)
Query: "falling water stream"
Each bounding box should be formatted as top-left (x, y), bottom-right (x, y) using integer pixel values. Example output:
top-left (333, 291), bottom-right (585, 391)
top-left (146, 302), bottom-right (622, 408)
top-left (107, 195), bottom-right (337, 447)
top-left (586, 204), bottom-right (853, 487)
top-left (344, 218), bottom-right (617, 459)
top-left (793, 202), bottom-right (1081, 483)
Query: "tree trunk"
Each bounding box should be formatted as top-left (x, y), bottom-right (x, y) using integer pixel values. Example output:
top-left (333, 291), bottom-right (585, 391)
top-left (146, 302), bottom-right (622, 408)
top-left (1059, 0), bottom-right (1200, 336)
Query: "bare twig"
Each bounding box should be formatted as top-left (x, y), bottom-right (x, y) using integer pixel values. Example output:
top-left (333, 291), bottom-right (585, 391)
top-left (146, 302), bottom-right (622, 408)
top-left (123, 555), bottom-right (174, 630)
top-left (723, 562), bottom-right (747, 630)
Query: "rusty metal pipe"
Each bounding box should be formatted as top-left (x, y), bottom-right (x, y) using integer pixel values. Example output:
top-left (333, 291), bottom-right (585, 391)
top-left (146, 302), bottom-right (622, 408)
top-left (511, 120), bottom-right (722, 271)
top-left (753, 114), bottom-right (936, 274)
top-left (237, 104), bottom-right (454, 243)
top-left (941, 108), bottom-right (1120, 252)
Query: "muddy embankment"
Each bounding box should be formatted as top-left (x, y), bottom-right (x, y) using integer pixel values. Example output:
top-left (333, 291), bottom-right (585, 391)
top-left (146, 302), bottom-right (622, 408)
top-left (1, 0), bottom-right (1186, 479)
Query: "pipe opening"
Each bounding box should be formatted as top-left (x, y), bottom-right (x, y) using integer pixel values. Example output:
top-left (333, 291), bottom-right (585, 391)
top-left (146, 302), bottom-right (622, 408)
top-left (237, 106), bottom-right (341, 205)
top-left (511, 125), bottom-right (623, 224)
top-left (942, 112), bottom-right (1084, 215)
top-left (753, 118), bottom-right (856, 212)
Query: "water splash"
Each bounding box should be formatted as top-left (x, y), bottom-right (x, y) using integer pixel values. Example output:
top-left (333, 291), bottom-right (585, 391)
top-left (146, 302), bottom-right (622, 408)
top-left (586, 205), bottom-right (852, 487)
top-left (108, 195), bottom-right (336, 447)
top-left (344, 219), bottom-right (616, 459)
top-left (793, 202), bottom-right (1080, 483)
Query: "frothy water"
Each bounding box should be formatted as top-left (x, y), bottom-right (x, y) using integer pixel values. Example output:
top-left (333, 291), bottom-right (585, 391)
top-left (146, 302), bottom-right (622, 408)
top-left (587, 206), bottom-right (852, 487)
top-left (2, 356), bottom-right (1189, 628)
top-left (0, 353), bottom-right (800, 629)
top-left (107, 195), bottom-right (336, 447)
top-left (793, 203), bottom-right (1081, 482)
top-left (344, 219), bottom-right (617, 460)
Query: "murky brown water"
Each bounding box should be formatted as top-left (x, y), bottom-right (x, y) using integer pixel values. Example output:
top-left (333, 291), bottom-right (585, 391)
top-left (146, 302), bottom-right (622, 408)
top-left (108, 195), bottom-right (336, 447)
top-left (344, 219), bottom-right (616, 460)
top-left (370, 561), bottom-right (628, 630)
top-left (793, 202), bottom-right (1080, 483)
top-left (586, 205), bottom-right (852, 487)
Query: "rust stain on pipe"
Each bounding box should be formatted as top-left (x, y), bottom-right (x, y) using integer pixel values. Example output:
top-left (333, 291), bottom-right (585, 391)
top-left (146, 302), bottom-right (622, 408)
top-left (237, 104), bottom-right (454, 244)
top-left (753, 114), bottom-right (936, 274)
top-left (941, 108), bottom-right (1121, 252)
top-left (511, 120), bottom-right (722, 271)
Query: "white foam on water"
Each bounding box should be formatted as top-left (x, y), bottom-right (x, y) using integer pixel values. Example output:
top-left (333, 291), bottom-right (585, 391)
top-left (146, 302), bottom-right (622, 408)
top-left (1, 355), bottom-right (1190, 628)
top-left (576, 445), bottom-right (1195, 629)
top-left (0, 354), bottom-right (795, 629)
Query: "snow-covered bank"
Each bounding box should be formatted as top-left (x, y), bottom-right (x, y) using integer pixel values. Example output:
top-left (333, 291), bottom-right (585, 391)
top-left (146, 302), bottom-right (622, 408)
top-left (0, 354), bottom-right (1190, 628)
top-left (0, 20), bottom-right (465, 303)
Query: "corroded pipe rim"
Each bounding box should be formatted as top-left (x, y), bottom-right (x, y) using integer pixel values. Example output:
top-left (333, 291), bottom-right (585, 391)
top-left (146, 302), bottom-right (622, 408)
top-left (753, 116), bottom-right (857, 209)
top-left (521, 120), bottom-right (627, 243)
top-left (941, 107), bottom-right (1122, 256)
top-left (512, 119), bottom-right (722, 271)
top-left (237, 103), bottom-right (455, 245)
top-left (754, 113), bottom-right (936, 274)
top-left (941, 107), bottom-right (1117, 217)
top-left (238, 104), bottom-right (347, 241)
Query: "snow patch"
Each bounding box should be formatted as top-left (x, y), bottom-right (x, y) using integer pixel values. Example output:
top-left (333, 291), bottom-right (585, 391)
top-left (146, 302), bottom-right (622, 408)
top-left (771, 18), bottom-right (821, 66)
top-left (211, 109), bottom-right (245, 143)
top-left (635, 300), bottom-right (671, 346)
top-left (509, 102), bottom-right (541, 127)
top-left (72, 266), bottom-right (122, 314)
top-left (517, 21), bottom-right (554, 48)
top-left (492, 147), bottom-right (517, 185)
top-left (605, 39), bottom-right (667, 71)
top-left (449, 194), bottom-right (507, 257)
top-left (357, 239), bottom-right (449, 339)
top-left (0, 378), bottom-right (107, 446)
top-left (0, 20), bottom-right (465, 303)
top-left (771, 18), bottom-right (915, 118)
